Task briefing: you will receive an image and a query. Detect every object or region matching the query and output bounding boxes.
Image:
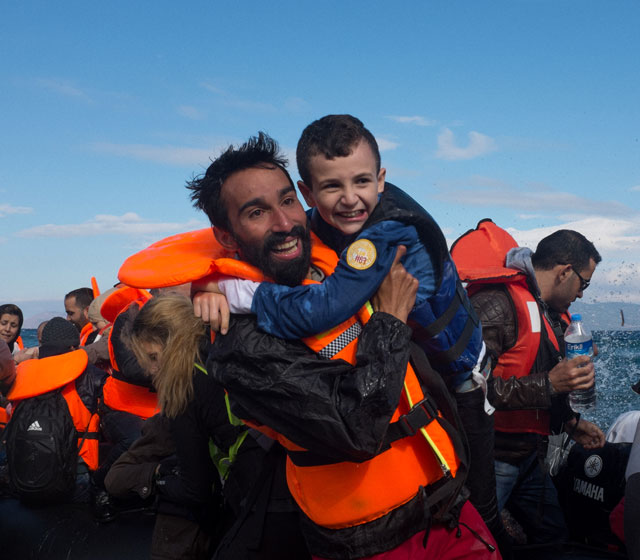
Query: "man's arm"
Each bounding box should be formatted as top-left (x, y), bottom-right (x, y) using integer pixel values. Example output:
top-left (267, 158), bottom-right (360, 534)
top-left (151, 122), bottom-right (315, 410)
top-left (475, 286), bottom-right (594, 420)
top-left (472, 286), bottom-right (554, 409)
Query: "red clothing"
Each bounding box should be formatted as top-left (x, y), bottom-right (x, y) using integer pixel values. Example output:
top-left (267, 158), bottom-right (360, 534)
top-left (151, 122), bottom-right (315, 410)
top-left (313, 502), bottom-right (500, 560)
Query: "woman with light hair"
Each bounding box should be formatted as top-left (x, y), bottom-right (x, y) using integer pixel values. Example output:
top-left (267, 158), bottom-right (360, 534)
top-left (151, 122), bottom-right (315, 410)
top-left (127, 294), bottom-right (310, 559)
top-left (130, 294), bottom-right (207, 419)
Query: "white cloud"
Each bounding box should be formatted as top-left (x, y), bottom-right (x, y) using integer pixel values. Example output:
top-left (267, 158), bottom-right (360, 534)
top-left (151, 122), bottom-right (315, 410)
top-left (629, 185), bottom-right (640, 192)
top-left (508, 217), bottom-right (640, 255)
top-left (376, 137), bottom-right (399, 151)
top-left (386, 115), bottom-right (436, 127)
top-left (177, 105), bottom-right (206, 120)
top-left (17, 213), bottom-right (205, 238)
top-left (0, 203), bottom-right (33, 217)
top-left (434, 176), bottom-right (631, 218)
top-left (435, 128), bottom-right (497, 160)
top-left (91, 142), bottom-right (218, 166)
top-left (502, 217), bottom-right (640, 304)
top-left (35, 78), bottom-right (91, 102)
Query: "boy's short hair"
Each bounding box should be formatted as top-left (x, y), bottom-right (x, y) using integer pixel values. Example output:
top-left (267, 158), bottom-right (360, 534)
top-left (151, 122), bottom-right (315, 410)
top-left (296, 114), bottom-right (380, 187)
top-left (187, 132), bottom-right (293, 232)
top-left (532, 229), bottom-right (602, 271)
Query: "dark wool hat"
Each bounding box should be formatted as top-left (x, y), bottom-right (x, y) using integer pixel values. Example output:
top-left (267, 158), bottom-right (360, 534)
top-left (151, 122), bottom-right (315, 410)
top-left (41, 317), bottom-right (80, 348)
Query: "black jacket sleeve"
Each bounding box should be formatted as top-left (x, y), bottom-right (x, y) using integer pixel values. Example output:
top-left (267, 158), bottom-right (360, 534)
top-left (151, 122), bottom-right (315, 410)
top-left (207, 312), bottom-right (413, 463)
top-left (163, 370), bottom-right (230, 507)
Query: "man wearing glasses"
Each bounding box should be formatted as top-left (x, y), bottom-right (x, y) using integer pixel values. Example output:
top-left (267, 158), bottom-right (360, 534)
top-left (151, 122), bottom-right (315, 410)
top-left (452, 222), bottom-right (606, 552)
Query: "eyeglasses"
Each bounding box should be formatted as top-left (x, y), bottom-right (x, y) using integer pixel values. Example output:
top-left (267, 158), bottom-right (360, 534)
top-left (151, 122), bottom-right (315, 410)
top-left (571, 267), bottom-right (590, 291)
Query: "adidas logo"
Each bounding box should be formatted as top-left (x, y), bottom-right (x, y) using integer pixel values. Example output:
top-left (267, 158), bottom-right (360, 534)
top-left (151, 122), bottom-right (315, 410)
top-left (27, 421), bottom-right (43, 432)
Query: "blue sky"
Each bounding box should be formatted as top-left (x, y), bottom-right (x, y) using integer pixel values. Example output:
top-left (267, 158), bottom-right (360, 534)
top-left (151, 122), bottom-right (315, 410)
top-left (2, 0), bottom-right (639, 318)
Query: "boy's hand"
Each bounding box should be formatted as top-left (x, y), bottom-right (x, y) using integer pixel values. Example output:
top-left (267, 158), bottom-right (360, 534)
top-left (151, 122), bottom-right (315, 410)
top-left (371, 245), bottom-right (418, 323)
top-left (191, 275), bottom-right (222, 295)
top-left (192, 292), bottom-right (230, 334)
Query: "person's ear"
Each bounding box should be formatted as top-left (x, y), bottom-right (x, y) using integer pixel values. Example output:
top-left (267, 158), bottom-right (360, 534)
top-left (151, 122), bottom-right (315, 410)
top-left (298, 181), bottom-right (317, 208)
top-left (377, 167), bottom-right (386, 194)
top-left (213, 226), bottom-right (238, 252)
top-left (556, 263), bottom-right (573, 284)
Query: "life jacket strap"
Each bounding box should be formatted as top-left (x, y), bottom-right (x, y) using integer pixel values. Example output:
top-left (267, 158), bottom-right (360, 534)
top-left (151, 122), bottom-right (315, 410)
top-left (77, 431), bottom-right (99, 440)
top-left (413, 282), bottom-right (479, 367)
top-left (286, 396), bottom-right (441, 468)
top-left (381, 396), bottom-right (439, 447)
top-left (430, 314), bottom-right (478, 367)
top-left (420, 281), bottom-right (466, 338)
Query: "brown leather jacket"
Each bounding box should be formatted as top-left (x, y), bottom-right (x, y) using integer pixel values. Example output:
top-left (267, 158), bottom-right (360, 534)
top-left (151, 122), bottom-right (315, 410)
top-left (471, 285), bottom-right (575, 464)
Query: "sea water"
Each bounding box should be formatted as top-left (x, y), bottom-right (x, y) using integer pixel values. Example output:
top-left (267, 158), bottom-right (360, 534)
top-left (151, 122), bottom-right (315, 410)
top-left (19, 328), bottom-right (640, 431)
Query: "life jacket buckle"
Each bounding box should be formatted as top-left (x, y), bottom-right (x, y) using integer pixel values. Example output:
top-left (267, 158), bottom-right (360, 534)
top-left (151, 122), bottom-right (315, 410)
top-left (397, 397), bottom-right (437, 437)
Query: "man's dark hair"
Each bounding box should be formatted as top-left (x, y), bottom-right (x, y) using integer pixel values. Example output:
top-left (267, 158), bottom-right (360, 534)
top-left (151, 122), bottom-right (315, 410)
top-left (532, 230), bottom-right (602, 271)
top-left (64, 288), bottom-right (94, 309)
top-left (187, 132), bottom-right (293, 232)
top-left (296, 114), bottom-right (381, 187)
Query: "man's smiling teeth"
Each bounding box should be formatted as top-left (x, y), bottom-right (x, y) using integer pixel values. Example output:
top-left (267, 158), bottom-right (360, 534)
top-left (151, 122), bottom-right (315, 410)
top-left (274, 239), bottom-right (298, 253)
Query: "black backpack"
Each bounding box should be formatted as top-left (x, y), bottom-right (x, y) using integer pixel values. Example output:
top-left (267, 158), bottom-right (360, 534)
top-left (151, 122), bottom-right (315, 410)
top-left (4, 389), bottom-right (79, 503)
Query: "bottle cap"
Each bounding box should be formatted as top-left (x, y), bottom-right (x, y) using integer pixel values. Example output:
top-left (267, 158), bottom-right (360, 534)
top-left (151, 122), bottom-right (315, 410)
top-left (571, 313), bottom-right (582, 321)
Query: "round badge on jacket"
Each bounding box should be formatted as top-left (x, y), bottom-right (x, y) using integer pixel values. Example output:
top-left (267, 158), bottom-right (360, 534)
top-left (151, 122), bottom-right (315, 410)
top-left (346, 239), bottom-right (377, 270)
top-left (584, 454), bottom-right (603, 478)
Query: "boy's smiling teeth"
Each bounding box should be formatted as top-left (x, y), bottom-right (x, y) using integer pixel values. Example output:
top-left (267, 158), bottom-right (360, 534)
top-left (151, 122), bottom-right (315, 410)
top-left (340, 210), bottom-right (365, 217)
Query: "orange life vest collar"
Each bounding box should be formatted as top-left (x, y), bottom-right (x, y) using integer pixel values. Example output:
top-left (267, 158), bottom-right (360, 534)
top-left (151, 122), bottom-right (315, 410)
top-left (101, 286), bottom-right (152, 325)
top-left (8, 350), bottom-right (88, 401)
top-left (451, 218), bottom-right (524, 286)
top-left (118, 227), bottom-right (338, 289)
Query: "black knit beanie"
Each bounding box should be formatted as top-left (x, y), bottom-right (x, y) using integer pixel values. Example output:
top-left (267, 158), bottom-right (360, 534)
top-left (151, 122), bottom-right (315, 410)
top-left (41, 317), bottom-right (81, 348)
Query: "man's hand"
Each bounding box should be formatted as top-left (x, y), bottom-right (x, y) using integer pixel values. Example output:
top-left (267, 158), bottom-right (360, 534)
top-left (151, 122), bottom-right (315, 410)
top-left (566, 418), bottom-right (605, 449)
top-left (13, 346), bottom-right (39, 364)
top-left (371, 246), bottom-right (418, 323)
top-left (192, 292), bottom-right (230, 334)
top-left (548, 356), bottom-right (594, 393)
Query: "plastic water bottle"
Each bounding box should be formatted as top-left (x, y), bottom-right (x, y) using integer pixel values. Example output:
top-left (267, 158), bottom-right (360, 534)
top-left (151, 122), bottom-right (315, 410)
top-left (565, 313), bottom-right (596, 413)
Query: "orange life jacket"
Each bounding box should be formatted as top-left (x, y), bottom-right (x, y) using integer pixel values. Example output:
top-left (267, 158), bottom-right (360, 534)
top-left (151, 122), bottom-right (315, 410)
top-left (0, 406), bottom-right (9, 431)
top-left (451, 219), bottom-right (570, 435)
top-left (15, 336), bottom-right (24, 351)
top-left (211, 240), bottom-right (462, 529)
top-left (7, 350), bottom-right (100, 470)
top-left (103, 295), bottom-right (158, 420)
top-left (102, 376), bottom-right (159, 420)
top-left (79, 323), bottom-right (94, 346)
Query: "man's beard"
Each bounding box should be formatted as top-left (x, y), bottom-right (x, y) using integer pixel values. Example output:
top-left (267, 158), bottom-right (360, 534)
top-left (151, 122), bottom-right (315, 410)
top-left (235, 225), bottom-right (311, 287)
